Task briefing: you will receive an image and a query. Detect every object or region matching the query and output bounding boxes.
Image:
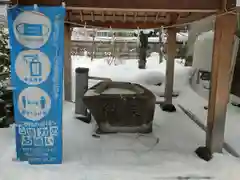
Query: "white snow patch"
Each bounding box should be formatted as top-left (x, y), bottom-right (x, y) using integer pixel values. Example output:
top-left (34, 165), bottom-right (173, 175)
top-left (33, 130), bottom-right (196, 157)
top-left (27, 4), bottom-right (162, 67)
top-left (101, 88), bottom-right (136, 94)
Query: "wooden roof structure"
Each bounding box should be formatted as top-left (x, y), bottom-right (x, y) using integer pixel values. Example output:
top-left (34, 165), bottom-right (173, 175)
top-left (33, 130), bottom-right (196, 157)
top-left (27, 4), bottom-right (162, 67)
top-left (11, 0), bottom-right (236, 29)
top-left (9, 0), bottom-right (240, 161)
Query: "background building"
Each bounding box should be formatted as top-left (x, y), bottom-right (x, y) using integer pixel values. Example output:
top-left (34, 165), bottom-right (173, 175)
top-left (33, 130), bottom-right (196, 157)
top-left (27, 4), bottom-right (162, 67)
top-left (71, 27), bottom-right (188, 59)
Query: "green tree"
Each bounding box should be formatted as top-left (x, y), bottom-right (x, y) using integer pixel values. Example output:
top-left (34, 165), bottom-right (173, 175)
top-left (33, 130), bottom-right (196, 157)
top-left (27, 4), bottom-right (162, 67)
top-left (0, 26), bottom-right (10, 73)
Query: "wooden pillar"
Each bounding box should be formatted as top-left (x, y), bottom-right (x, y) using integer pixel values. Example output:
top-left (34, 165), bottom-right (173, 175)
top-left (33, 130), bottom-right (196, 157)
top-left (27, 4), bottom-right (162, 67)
top-left (64, 24), bottom-right (72, 102)
top-left (206, 13), bottom-right (237, 154)
top-left (161, 28), bottom-right (177, 112)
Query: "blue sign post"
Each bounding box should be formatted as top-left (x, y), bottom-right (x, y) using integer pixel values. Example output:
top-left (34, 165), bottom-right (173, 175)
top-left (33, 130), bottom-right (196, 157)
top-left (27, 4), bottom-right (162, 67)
top-left (8, 5), bottom-right (65, 164)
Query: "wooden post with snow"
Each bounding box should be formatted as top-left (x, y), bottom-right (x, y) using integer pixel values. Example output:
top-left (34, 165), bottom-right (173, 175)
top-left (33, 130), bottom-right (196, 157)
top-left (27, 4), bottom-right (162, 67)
top-left (161, 27), bottom-right (177, 112)
top-left (64, 24), bottom-right (72, 102)
top-left (195, 13), bottom-right (237, 161)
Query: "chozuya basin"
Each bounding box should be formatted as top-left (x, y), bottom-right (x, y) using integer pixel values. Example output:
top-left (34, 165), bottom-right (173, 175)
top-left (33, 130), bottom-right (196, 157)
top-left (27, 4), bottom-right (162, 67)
top-left (83, 81), bottom-right (156, 134)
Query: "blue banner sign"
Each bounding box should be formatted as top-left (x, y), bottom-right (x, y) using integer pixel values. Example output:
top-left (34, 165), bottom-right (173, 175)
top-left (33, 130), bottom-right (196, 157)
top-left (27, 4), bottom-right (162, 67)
top-left (8, 6), bottom-right (65, 164)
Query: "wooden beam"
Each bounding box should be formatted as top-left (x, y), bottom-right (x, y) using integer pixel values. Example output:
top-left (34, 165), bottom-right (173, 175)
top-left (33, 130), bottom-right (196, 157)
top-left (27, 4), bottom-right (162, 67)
top-left (12, 0), bottom-right (221, 12)
top-left (64, 0), bottom-right (221, 12)
top-left (11, 0), bottom-right (61, 5)
top-left (68, 10), bottom-right (213, 29)
top-left (74, 21), bottom-right (166, 29)
top-left (67, 11), bottom-right (212, 29)
top-left (68, 7), bottom-right (218, 13)
top-left (64, 24), bottom-right (72, 102)
top-left (73, 14), bottom-right (167, 22)
top-left (206, 13), bottom-right (237, 153)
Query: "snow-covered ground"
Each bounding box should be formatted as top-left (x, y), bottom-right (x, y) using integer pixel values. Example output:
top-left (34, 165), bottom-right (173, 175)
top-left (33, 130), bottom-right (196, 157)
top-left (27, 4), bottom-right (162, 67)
top-left (71, 53), bottom-right (189, 102)
top-left (179, 86), bottom-right (240, 156)
top-left (0, 53), bottom-right (240, 180)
